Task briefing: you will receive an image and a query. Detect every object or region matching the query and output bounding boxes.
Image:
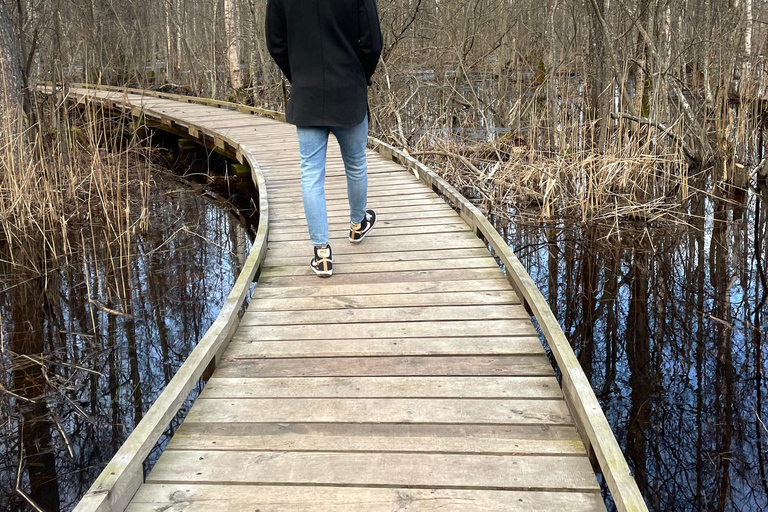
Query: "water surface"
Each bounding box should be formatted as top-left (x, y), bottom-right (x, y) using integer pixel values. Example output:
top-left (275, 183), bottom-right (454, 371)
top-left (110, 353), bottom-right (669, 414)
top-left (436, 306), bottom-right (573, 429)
top-left (0, 155), bottom-right (254, 511)
top-left (496, 185), bottom-right (768, 511)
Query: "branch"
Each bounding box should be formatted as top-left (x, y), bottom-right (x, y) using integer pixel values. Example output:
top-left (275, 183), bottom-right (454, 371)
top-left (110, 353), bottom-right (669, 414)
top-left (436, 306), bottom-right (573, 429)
top-left (617, 2), bottom-right (714, 158)
top-left (410, 150), bottom-right (483, 177)
top-left (587, 0), bottom-right (635, 115)
top-left (610, 112), bottom-right (699, 162)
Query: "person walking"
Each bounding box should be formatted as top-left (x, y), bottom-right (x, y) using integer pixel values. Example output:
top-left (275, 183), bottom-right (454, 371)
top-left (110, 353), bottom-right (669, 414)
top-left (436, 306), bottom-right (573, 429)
top-left (266, 0), bottom-right (383, 277)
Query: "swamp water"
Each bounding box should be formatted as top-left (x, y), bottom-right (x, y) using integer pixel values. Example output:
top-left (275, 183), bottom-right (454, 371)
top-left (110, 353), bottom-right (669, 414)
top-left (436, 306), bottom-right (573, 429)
top-left (497, 184), bottom-right (768, 511)
top-left (0, 137), bottom-right (256, 511)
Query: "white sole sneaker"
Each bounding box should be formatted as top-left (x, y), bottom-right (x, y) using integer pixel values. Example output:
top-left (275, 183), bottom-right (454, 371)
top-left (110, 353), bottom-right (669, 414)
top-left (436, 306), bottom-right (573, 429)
top-left (349, 209), bottom-right (377, 243)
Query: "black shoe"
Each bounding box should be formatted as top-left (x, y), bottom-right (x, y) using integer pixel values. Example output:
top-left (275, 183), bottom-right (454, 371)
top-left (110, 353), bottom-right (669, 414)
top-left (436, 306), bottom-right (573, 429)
top-left (349, 209), bottom-right (376, 243)
top-left (310, 244), bottom-right (333, 277)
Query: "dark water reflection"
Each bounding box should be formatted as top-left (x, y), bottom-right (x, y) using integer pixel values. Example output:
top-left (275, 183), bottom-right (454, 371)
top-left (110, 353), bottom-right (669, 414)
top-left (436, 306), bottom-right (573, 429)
top-left (0, 168), bottom-right (253, 511)
top-left (497, 185), bottom-right (768, 511)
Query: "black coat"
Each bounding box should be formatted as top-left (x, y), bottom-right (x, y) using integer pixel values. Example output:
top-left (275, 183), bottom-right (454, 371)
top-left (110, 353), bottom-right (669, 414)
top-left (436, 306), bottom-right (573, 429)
top-left (266, 0), bottom-right (382, 127)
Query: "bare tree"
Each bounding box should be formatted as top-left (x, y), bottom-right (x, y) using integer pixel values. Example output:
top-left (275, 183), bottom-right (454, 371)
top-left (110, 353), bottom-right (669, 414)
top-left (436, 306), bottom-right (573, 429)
top-left (224, 0), bottom-right (242, 90)
top-left (0, 0), bottom-right (23, 137)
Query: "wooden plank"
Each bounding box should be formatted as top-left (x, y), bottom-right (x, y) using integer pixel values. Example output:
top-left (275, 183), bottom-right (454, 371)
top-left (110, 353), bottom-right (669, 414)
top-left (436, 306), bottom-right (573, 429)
top-left (260, 164), bottom-right (404, 174)
top-left (261, 247), bottom-right (492, 267)
top-left (251, 278), bottom-right (511, 299)
top-left (267, 181), bottom-right (427, 197)
top-left (214, 355), bottom-right (553, 377)
top-left (261, 165), bottom-right (406, 178)
top-left (224, 337), bottom-right (543, 359)
top-left (235, 320), bottom-right (538, 340)
top-left (166, 422), bottom-right (584, 455)
top-left (257, 269), bottom-right (504, 287)
top-left (266, 232), bottom-right (486, 254)
top-left (264, 170), bottom-right (411, 186)
top-left (266, 179), bottom-right (425, 196)
top-left (270, 190), bottom-right (443, 206)
top-left (246, 290), bottom-right (520, 311)
top-left (268, 196), bottom-right (445, 214)
top-left (128, 484), bottom-right (606, 512)
top-left (268, 183), bottom-right (429, 201)
top-left (241, 304), bottom-right (531, 326)
top-left (268, 214), bottom-right (468, 233)
top-left (184, 397), bottom-right (571, 425)
top-left (272, 203), bottom-right (458, 221)
top-left (267, 223), bottom-right (472, 243)
top-left (260, 258), bottom-right (499, 276)
top-left (146, 450), bottom-right (599, 491)
top-left (199, 376), bottom-right (562, 399)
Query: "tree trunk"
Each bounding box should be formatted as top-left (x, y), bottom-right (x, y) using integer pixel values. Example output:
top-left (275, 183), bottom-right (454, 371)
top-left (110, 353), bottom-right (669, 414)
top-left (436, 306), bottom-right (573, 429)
top-left (742, 0), bottom-right (753, 87)
top-left (224, 0), bottom-right (241, 90)
top-left (211, 0), bottom-right (218, 98)
top-left (174, 0), bottom-right (182, 77)
top-left (545, 0), bottom-right (559, 151)
top-left (702, 0), bottom-right (714, 108)
top-left (586, 0), bottom-right (610, 149)
top-left (0, 0), bottom-right (24, 131)
top-left (165, 0), bottom-right (174, 81)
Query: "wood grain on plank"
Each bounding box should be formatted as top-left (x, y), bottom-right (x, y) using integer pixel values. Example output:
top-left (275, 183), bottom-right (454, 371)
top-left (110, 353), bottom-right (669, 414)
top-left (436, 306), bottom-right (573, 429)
top-left (246, 290), bottom-right (520, 311)
top-left (260, 259), bottom-right (500, 276)
top-left (257, 269), bottom-right (502, 287)
top-left (241, 304), bottom-right (530, 326)
top-left (272, 203), bottom-right (458, 221)
top-left (234, 320), bottom-right (539, 340)
top-left (268, 214), bottom-right (467, 233)
top-left (199, 376), bottom-right (562, 399)
top-left (213, 355), bottom-right (554, 378)
top-left (128, 484), bottom-right (606, 512)
top-left (267, 223), bottom-right (472, 243)
top-left (251, 278), bottom-right (512, 298)
top-left (224, 337), bottom-right (543, 359)
top-left (146, 450), bottom-right (598, 491)
top-left (261, 247), bottom-right (492, 267)
top-left (167, 422), bottom-right (584, 455)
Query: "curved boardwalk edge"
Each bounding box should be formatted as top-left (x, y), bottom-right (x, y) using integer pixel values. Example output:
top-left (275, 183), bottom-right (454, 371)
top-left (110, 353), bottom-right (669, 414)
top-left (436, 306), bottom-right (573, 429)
top-left (41, 85), bottom-right (271, 512)
top-left (42, 83), bottom-right (646, 512)
top-left (368, 138), bottom-right (647, 512)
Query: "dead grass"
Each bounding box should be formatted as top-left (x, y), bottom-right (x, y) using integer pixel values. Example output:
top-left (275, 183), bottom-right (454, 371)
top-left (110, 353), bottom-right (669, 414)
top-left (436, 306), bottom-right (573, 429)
top-left (0, 100), bottom-right (153, 277)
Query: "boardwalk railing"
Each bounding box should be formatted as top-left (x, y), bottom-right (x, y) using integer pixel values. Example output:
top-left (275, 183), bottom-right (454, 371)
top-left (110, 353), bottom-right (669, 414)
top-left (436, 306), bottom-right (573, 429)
top-left (42, 83), bottom-right (647, 512)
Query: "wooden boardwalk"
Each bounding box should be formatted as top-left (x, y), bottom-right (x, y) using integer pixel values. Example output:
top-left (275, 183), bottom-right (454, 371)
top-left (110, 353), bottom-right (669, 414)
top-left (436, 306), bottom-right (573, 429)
top-left (48, 86), bottom-right (646, 512)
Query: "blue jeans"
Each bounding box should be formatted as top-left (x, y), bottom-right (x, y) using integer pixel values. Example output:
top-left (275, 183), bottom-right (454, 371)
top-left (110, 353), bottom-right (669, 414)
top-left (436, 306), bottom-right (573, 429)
top-left (296, 115), bottom-right (369, 246)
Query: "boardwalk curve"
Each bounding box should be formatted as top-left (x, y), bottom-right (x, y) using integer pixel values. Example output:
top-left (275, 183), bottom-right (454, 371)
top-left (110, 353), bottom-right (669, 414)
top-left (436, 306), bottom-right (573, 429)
top-left (43, 85), bottom-right (647, 512)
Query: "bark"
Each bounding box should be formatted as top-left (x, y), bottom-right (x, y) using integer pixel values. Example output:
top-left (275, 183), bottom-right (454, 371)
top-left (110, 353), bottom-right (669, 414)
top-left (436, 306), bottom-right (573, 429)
top-left (224, 0), bottom-right (241, 90)
top-left (211, 0), bottom-right (218, 98)
top-left (174, 0), bottom-right (182, 76)
top-left (742, 0), bottom-right (753, 86)
top-left (0, 0), bottom-right (23, 130)
top-left (586, 0), bottom-right (609, 149)
top-left (165, 0), bottom-right (173, 80)
top-left (545, 0), bottom-right (559, 151)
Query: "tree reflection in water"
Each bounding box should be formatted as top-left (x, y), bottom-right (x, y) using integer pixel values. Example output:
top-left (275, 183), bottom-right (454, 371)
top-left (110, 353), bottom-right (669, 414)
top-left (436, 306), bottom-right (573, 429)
top-left (499, 185), bottom-right (768, 511)
top-left (0, 163), bottom-right (253, 511)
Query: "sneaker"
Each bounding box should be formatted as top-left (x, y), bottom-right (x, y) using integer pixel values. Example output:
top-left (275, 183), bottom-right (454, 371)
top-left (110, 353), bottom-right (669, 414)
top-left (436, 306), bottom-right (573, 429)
top-left (310, 244), bottom-right (333, 277)
top-left (349, 209), bottom-right (377, 243)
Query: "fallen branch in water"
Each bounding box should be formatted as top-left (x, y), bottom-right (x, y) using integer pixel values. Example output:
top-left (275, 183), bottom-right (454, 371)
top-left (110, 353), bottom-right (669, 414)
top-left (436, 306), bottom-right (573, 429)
top-left (88, 299), bottom-right (136, 320)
